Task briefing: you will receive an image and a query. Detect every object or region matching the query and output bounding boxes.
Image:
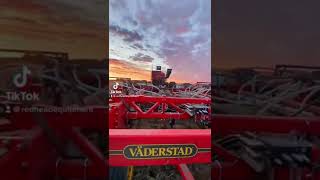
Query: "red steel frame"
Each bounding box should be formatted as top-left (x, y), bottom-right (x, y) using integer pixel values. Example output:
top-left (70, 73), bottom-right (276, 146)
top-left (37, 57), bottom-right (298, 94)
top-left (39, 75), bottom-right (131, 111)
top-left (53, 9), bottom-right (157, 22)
top-left (212, 114), bottom-right (320, 180)
top-left (0, 94), bottom-right (211, 180)
top-left (2, 95), bottom-right (320, 179)
top-left (212, 114), bottom-right (320, 136)
top-left (109, 95), bottom-right (212, 179)
top-left (0, 111), bottom-right (108, 180)
top-left (109, 95), bottom-right (211, 128)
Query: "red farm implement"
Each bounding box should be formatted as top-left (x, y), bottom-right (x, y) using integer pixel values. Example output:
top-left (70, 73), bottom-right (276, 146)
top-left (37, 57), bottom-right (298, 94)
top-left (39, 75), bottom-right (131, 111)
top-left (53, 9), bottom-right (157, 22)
top-left (109, 95), bottom-right (211, 180)
top-left (0, 95), bottom-right (211, 180)
top-left (0, 49), bottom-right (109, 180)
top-left (0, 109), bottom-right (108, 180)
top-left (212, 65), bottom-right (320, 180)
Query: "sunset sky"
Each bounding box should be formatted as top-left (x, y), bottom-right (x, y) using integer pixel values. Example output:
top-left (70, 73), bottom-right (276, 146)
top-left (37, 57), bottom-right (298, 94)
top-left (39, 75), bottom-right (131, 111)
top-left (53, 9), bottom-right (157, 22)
top-left (215, 0), bottom-right (320, 69)
top-left (109, 0), bottom-right (211, 83)
top-left (0, 0), bottom-right (106, 59)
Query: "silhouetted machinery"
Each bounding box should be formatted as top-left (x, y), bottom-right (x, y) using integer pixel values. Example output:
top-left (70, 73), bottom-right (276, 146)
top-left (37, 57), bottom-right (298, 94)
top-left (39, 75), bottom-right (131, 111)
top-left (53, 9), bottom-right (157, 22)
top-left (151, 66), bottom-right (172, 86)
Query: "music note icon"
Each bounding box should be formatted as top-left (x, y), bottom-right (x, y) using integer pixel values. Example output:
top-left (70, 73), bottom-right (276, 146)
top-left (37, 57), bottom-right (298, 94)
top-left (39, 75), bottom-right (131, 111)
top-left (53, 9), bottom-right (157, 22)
top-left (13, 65), bottom-right (31, 88)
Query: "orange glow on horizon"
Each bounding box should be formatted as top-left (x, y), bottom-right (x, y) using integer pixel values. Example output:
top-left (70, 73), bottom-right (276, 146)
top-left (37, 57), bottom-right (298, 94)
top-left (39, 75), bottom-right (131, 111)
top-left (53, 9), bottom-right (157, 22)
top-left (109, 59), bottom-right (196, 83)
top-left (109, 58), bottom-right (151, 81)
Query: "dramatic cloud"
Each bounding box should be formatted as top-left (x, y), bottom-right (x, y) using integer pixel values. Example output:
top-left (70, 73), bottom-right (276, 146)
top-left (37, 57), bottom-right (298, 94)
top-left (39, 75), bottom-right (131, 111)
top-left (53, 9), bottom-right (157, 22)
top-left (131, 43), bottom-right (144, 50)
top-left (109, 24), bottom-right (143, 42)
top-left (0, 0), bottom-right (107, 59)
top-left (130, 53), bottom-right (154, 63)
top-left (109, 0), bottom-right (211, 83)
